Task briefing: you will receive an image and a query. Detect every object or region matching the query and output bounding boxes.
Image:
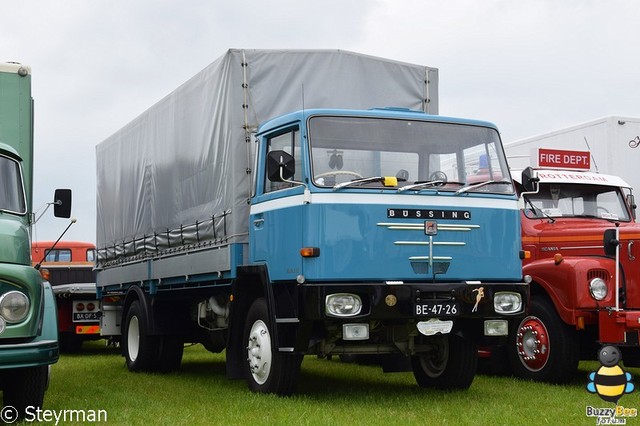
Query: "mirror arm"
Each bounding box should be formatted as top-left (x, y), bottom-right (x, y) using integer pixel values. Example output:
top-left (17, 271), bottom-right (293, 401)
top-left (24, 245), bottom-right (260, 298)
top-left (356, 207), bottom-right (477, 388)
top-left (279, 167), bottom-right (310, 204)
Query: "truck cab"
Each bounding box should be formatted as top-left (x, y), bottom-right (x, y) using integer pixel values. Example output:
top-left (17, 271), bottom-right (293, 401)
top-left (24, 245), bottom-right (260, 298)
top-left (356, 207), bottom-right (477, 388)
top-left (32, 241), bottom-right (99, 353)
top-left (243, 108), bottom-right (528, 391)
top-left (0, 62), bottom-right (71, 415)
top-left (509, 148), bottom-right (640, 382)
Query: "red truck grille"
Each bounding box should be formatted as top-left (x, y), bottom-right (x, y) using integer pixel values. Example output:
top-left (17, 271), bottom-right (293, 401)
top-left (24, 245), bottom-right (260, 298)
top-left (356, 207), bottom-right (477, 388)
top-left (587, 269), bottom-right (610, 282)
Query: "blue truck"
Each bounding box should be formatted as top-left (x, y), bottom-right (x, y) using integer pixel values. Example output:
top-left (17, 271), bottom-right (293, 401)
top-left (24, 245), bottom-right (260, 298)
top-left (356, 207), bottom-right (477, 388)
top-left (0, 62), bottom-right (71, 415)
top-left (96, 49), bottom-right (528, 394)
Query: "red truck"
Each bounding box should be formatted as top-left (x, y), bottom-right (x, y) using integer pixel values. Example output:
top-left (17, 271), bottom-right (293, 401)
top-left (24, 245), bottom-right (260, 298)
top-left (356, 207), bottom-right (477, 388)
top-left (508, 148), bottom-right (640, 382)
top-left (32, 241), bottom-right (99, 352)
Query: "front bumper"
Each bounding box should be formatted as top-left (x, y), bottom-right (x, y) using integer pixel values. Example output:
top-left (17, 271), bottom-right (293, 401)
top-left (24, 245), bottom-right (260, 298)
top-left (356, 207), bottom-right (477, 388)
top-left (0, 338), bottom-right (59, 369)
top-left (301, 281), bottom-right (528, 320)
top-left (278, 281), bottom-right (528, 354)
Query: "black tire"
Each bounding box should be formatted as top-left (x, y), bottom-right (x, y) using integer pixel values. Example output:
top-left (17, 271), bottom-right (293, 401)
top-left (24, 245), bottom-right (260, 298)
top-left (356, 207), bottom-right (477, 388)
top-left (3, 365), bottom-right (49, 417)
top-left (243, 298), bottom-right (302, 395)
top-left (156, 336), bottom-right (184, 372)
top-left (508, 296), bottom-right (579, 383)
top-left (123, 300), bottom-right (160, 372)
top-left (411, 333), bottom-right (477, 390)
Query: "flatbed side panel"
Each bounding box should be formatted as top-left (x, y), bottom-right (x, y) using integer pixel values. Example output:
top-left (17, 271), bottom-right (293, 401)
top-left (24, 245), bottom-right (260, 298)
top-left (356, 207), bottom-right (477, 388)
top-left (97, 244), bottom-right (236, 289)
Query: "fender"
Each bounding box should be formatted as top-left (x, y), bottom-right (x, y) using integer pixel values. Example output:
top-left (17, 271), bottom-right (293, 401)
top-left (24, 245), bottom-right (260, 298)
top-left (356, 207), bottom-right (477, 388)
top-left (122, 285), bottom-right (157, 335)
top-left (525, 255), bottom-right (618, 325)
top-left (226, 264), bottom-right (273, 379)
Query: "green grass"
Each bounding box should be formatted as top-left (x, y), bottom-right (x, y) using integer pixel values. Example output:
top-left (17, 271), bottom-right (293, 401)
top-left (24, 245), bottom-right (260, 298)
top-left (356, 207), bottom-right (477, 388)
top-left (15, 342), bottom-right (638, 425)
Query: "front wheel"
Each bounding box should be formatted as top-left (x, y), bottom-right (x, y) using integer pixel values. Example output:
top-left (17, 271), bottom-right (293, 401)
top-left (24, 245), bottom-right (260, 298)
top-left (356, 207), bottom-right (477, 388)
top-left (243, 298), bottom-right (302, 395)
top-left (3, 365), bottom-right (49, 417)
top-left (411, 333), bottom-right (477, 390)
top-left (508, 297), bottom-right (579, 383)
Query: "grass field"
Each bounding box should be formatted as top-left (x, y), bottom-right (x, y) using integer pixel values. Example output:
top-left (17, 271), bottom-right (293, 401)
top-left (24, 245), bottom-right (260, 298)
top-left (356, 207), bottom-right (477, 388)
top-left (15, 342), bottom-right (639, 426)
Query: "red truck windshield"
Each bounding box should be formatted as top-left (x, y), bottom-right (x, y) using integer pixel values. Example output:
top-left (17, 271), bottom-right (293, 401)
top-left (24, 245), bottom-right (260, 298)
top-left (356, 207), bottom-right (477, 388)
top-left (523, 183), bottom-right (631, 222)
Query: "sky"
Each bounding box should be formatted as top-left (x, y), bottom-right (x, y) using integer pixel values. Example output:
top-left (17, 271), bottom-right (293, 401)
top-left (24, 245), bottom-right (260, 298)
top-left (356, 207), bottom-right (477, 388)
top-left (2, 0), bottom-right (640, 242)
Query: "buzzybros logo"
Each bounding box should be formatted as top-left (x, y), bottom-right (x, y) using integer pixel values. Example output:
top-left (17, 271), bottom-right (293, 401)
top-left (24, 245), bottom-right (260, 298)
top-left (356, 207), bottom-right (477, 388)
top-left (585, 346), bottom-right (637, 424)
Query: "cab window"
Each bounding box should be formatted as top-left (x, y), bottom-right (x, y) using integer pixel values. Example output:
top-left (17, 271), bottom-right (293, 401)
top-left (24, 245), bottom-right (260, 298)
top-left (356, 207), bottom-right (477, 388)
top-left (264, 128), bottom-right (301, 193)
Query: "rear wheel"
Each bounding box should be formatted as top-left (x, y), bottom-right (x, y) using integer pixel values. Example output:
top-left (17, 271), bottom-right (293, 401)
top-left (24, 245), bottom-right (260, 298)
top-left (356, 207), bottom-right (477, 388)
top-left (243, 298), bottom-right (302, 395)
top-left (3, 365), bottom-right (49, 417)
top-left (411, 333), bottom-right (477, 390)
top-left (156, 336), bottom-right (184, 372)
top-left (508, 297), bottom-right (579, 383)
top-left (123, 300), bottom-right (159, 372)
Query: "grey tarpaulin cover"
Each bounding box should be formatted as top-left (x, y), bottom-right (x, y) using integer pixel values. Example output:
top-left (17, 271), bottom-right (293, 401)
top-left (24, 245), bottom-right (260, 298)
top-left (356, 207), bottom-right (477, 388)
top-left (95, 49), bottom-right (438, 266)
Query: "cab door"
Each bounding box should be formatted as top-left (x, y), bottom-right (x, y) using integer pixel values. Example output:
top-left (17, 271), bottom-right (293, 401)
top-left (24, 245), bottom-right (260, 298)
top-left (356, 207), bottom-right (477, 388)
top-left (250, 126), bottom-right (306, 281)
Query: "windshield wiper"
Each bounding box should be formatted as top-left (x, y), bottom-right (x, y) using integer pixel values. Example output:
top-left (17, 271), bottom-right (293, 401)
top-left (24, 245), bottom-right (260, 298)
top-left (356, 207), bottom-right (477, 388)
top-left (333, 176), bottom-right (395, 191)
top-left (398, 180), bottom-right (445, 192)
top-left (523, 196), bottom-right (556, 223)
top-left (455, 180), bottom-right (512, 195)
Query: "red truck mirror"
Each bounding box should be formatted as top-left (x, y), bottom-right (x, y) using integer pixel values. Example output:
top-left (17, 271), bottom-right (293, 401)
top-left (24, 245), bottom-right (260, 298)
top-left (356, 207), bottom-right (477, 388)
top-left (627, 194), bottom-right (637, 220)
top-left (603, 228), bottom-right (619, 257)
top-left (267, 150), bottom-right (295, 182)
top-left (521, 167), bottom-right (540, 193)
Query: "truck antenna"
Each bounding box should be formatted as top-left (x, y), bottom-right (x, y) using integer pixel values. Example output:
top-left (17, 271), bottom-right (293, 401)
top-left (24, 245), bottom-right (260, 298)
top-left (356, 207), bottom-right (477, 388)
top-left (584, 137), bottom-right (599, 173)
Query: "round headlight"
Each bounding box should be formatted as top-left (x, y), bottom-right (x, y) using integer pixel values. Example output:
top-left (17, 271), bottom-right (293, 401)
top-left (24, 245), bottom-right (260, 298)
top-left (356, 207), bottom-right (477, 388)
top-left (0, 291), bottom-right (30, 323)
top-left (589, 278), bottom-right (608, 301)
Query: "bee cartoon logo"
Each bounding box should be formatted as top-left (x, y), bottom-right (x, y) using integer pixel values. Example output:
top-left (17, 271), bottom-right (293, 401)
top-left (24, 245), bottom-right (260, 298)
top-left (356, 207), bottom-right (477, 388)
top-left (587, 345), bottom-right (634, 403)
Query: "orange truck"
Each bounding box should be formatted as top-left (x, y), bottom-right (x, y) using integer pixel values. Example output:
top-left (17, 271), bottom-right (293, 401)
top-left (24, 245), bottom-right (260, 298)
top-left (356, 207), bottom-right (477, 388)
top-left (32, 241), bottom-right (99, 352)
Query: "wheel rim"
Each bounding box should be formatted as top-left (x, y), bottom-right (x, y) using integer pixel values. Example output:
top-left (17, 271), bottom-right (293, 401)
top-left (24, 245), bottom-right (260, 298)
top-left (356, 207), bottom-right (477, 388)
top-left (420, 336), bottom-right (449, 378)
top-left (515, 315), bottom-right (550, 372)
top-left (128, 315), bottom-right (140, 362)
top-left (247, 319), bottom-right (272, 385)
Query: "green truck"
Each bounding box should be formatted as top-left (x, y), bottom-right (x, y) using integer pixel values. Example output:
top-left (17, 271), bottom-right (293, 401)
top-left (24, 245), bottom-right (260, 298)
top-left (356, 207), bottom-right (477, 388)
top-left (0, 62), bottom-right (71, 415)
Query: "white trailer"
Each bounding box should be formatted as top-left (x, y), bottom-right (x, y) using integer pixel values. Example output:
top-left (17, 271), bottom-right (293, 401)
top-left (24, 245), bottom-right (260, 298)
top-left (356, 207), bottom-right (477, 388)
top-left (504, 116), bottom-right (640, 193)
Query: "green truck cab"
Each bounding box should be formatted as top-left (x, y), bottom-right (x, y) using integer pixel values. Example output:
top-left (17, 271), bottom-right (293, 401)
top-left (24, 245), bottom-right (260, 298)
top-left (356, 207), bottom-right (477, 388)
top-left (0, 62), bottom-right (71, 415)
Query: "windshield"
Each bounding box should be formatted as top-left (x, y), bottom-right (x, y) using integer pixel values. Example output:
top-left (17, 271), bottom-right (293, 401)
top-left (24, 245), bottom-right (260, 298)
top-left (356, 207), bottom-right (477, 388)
top-left (522, 183), bottom-right (631, 222)
top-left (308, 115), bottom-right (513, 194)
top-left (0, 154), bottom-right (26, 214)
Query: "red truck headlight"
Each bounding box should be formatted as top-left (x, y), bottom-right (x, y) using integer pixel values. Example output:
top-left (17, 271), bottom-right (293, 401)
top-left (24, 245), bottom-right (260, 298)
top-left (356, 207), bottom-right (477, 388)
top-left (589, 278), bottom-right (608, 301)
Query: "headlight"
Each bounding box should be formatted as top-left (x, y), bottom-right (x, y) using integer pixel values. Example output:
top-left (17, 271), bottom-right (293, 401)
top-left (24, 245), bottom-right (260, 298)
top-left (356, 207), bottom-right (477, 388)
top-left (494, 292), bottom-right (523, 314)
top-left (325, 293), bottom-right (362, 317)
top-left (589, 278), bottom-right (608, 301)
top-left (0, 291), bottom-right (30, 323)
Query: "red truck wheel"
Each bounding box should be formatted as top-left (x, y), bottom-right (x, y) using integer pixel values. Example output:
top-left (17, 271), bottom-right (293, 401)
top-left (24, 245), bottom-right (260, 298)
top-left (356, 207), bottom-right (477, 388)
top-left (509, 297), bottom-right (579, 383)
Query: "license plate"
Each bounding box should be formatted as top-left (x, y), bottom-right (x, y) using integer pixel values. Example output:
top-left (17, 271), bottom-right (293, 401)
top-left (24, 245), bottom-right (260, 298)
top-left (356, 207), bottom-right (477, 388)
top-left (415, 302), bottom-right (459, 316)
top-left (73, 312), bottom-right (100, 322)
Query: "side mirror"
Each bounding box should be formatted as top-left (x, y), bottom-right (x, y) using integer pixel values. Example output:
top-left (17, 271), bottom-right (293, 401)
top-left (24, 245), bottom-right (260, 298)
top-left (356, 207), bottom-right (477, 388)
top-left (627, 194), bottom-right (637, 220)
top-left (521, 167), bottom-right (540, 193)
top-left (53, 189), bottom-right (72, 218)
top-left (267, 150), bottom-right (295, 182)
top-left (603, 228), bottom-right (619, 257)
